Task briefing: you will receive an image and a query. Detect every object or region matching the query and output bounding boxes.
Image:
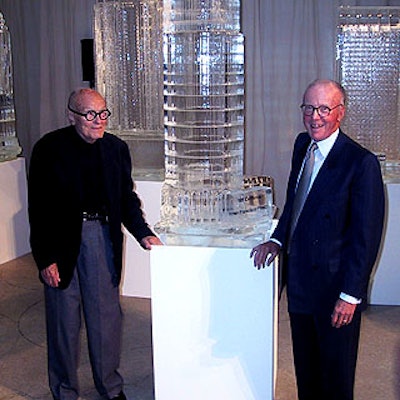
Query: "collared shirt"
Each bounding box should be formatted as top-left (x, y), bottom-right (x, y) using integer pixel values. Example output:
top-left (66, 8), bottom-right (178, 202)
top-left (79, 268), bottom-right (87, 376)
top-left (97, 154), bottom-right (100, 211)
top-left (309, 128), bottom-right (339, 190)
top-left (293, 130), bottom-right (338, 196)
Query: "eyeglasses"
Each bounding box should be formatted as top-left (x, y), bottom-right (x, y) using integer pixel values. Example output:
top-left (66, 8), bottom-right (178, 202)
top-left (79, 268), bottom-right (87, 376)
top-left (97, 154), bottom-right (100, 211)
top-left (300, 104), bottom-right (343, 117)
top-left (68, 105), bottom-right (111, 121)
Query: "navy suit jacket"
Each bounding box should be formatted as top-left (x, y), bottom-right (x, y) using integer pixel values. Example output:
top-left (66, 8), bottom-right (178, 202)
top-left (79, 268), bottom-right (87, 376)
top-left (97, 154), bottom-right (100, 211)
top-left (28, 125), bottom-right (154, 289)
top-left (272, 130), bottom-right (385, 313)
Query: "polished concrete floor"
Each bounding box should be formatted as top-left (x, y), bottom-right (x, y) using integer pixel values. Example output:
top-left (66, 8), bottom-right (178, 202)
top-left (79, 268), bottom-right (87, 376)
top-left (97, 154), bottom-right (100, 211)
top-left (0, 253), bottom-right (399, 400)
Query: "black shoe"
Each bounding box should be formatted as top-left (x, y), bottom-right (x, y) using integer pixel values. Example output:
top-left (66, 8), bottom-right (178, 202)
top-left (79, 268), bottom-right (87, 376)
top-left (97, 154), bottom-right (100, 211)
top-left (110, 391), bottom-right (127, 400)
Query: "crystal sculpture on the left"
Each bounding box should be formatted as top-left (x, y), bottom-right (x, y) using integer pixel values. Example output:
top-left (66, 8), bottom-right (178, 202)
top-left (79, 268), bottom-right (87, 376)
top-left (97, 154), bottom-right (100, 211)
top-left (94, 0), bottom-right (164, 180)
top-left (0, 12), bottom-right (21, 162)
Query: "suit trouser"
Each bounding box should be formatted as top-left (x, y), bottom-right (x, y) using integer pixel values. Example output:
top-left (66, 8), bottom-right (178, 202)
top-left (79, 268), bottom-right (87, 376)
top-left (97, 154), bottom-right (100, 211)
top-left (44, 220), bottom-right (123, 400)
top-left (289, 311), bottom-right (361, 400)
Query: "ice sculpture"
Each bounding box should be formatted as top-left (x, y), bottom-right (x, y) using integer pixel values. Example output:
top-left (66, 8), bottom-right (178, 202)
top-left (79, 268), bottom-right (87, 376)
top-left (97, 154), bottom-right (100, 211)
top-left (94, 0), bottom-right (164, 180)
top-left (337, 6), bottom-right (400, 182)
top-left (154, 0), bottom-right (275, 247)
top-left (0, 12), bottom-right (21, 162)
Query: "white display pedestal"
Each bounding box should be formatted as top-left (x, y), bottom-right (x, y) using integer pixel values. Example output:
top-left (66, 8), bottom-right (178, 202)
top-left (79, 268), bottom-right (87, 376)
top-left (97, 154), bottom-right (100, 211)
top-left (369, 182), bottom-right (400, 305)
top-left (0, 158), bottom-right (30, 264)
top-left (150, 246), bottom-right (278, 400)
top-left (121, 180), bottom-right (162, 297)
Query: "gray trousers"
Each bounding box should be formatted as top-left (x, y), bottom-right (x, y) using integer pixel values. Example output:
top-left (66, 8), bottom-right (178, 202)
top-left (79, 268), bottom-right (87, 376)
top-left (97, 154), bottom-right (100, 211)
top-left (44, 221), bottom-right (123, 400)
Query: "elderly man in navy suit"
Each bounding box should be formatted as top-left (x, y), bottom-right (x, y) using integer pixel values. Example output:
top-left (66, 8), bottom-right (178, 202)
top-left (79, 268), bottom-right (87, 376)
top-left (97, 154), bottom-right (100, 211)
top-left (251, 79), bottom-right (385, 400)
top-left (28, 88), bottom-right (162, 400)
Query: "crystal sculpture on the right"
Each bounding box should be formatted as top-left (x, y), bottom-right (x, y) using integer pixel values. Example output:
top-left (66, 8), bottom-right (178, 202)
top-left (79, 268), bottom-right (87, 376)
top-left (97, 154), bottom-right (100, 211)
top-left (337, 6), bottom-right (400, 182)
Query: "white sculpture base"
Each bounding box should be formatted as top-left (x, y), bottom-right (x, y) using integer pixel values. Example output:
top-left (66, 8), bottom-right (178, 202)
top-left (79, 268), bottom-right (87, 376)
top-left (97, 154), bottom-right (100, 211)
top-left (369, 182), bottom-right (400, 305)
top-left (121, 180), bottom-right (162, 297)
top-left (0, 158), bottom-right (30, 264)
top-left (150, 245), bottom-right (278, 400)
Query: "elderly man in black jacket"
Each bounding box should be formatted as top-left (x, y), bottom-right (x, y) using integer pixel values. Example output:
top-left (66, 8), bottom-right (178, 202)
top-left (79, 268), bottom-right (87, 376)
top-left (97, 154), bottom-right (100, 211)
top-left (28, 88), bottom-right (161, 400)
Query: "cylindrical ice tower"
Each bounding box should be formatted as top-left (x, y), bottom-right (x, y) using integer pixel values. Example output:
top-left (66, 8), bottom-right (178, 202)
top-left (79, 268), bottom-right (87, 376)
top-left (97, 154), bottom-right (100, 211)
top-left (94, 0), bottom-right (164, 179)
top-left (156, 0), bottom-right (274, 246)
top-left (0, 12), bottom-right (21, 162)
top-left (163, 1), bottom-right (244, 190)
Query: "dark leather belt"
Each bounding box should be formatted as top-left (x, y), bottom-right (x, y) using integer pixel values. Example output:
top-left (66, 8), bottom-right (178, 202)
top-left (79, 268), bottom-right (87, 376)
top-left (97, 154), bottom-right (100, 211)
top-left (82, 211), bottom-right (109, 224)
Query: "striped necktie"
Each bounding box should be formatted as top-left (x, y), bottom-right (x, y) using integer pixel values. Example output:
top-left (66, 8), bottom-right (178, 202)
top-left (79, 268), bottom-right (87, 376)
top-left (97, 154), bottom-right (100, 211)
top-left (289, 142), bottom-right (318, 242)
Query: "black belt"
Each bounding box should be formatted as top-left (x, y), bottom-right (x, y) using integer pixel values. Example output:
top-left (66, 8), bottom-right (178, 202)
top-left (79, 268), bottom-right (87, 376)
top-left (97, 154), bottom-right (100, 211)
top-left (82, 211), bottom-right (109, 224)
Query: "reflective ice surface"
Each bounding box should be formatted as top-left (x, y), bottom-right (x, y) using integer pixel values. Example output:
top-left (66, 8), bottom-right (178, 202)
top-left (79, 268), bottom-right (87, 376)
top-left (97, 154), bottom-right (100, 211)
top-left (337, 7), bottom-right (400, 182)
top-left (0, 12), bottom-right (21, 162)
top-left (94, 0), bottom-right (164, 180)
top-left (155, 0), bottom-right (275, 247)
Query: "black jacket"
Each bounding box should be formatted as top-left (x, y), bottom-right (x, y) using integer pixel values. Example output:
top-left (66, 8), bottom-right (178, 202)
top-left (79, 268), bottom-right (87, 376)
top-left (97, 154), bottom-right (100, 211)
top-left (28, 125), bottom-right (154, 289)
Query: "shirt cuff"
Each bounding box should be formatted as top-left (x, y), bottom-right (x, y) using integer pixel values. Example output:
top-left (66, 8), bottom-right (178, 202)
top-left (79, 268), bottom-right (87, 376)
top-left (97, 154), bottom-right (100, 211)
top-left (340, 292), bottom-right (361, 304)
top-left (269, 237), bottom-right (282, 248)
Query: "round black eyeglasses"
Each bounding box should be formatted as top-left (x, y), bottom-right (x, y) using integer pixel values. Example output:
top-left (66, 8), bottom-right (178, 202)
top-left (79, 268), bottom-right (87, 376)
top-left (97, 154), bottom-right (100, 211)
top-left (68, 105), bottom-right (111, 121)
top-left (300, 104), bottom-right (343, 117)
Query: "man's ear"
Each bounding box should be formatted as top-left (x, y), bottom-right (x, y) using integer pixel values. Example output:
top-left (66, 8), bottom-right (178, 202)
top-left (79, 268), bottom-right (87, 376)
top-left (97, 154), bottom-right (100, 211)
top-left (337, 106), bottom-right (346, 123)
top-left (67, 110), bottom-right (75, 125)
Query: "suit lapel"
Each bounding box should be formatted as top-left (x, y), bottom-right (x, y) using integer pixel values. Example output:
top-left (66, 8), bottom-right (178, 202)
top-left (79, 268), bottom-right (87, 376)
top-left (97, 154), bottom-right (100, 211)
top-left (303, 131), bottom-right (347, 211)
top-left (99, 134), bottom-right (125, 217)
top-left (63, 127), bottom-right (85, 204)
top-left (288, 134), bottom-right (311, 197)
top-left (98, 135), bottom-right (114, 209)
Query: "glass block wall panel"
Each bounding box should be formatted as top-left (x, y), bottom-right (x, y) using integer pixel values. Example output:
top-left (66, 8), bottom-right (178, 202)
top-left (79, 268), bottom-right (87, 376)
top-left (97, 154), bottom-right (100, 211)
top-left (94, 0), bottom-right (164, 180)
top-left (337, 7), bottom-right (400, 180)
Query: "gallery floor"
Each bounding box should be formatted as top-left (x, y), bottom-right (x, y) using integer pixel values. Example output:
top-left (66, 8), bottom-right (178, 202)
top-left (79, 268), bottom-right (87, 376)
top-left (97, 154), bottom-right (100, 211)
top-left (0, 254), bottom-right (399, 400)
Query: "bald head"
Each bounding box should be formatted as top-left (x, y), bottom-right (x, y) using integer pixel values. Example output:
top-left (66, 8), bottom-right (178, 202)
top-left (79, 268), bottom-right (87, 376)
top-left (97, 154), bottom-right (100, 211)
top-left (67, 88), bottom-right (108, 143)
top-left (303, 79), bottom-right (347, 106)
top-left (68, 88), bottom-right (106, 112)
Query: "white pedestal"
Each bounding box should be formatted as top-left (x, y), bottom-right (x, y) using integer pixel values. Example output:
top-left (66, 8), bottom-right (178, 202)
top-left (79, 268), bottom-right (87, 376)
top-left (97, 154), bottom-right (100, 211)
top-left (121, 180), bottom-right (162, 297)
top-left (369, 183), bottom-right (400, 305)
top-left (150, 246), bottom-right (278, 400)
top-left (0, 158), bottom-right (30, 264)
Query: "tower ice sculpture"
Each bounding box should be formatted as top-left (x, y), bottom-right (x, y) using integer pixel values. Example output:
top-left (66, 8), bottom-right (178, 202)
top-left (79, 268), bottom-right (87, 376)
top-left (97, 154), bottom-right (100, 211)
top-left (0, 11), bottom-right (21, 162)
top-left (155, 0), bottom-right (275, 247)
top-left (94, 0), bottom-right (164, 180)
top-left (337, 6), bottom-right (400, 182)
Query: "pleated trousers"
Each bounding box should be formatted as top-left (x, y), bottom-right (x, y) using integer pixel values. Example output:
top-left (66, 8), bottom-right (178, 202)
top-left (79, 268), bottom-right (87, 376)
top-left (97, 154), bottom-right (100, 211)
top-left (44, 220), bottom-right (123, 400)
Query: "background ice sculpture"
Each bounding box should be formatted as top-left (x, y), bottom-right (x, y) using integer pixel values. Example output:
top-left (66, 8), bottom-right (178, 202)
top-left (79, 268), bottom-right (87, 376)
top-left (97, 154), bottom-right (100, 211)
top-left (155, 0), bottom-right (275, 247)
top-left (94, 0), bottom-right (164, 180)
top-left (0, 11), bottom-right (21, 162)
top-left (337, 6), bottom-right (400, 182)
